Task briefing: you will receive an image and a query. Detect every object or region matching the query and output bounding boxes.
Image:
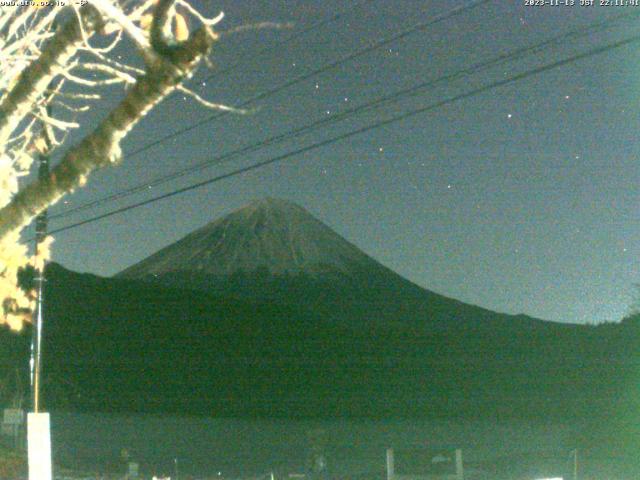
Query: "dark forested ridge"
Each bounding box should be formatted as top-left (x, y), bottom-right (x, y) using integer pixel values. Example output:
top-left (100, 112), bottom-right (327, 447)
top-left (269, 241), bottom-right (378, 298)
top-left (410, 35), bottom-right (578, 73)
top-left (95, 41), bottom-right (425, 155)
top-left (1, 198), bottom-right (639, 462)
top-left (0, 262), bottom-right (637, 426)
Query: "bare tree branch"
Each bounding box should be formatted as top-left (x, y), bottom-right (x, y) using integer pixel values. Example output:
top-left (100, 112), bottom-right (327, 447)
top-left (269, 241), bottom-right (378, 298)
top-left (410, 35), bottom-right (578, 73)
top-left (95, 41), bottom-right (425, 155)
top-left (176, 84), bottom-right (248, 113)
top-left (0, 24), bottom-right (216, 240)
top-left (0, 6), bottom-right (104, 151)
top-left (0, 1), bottom-right (244, 329)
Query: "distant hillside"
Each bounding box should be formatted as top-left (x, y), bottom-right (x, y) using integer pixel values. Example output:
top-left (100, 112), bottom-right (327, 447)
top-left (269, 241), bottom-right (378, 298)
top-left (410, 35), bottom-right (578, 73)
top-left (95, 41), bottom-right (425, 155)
top-left (0, 198), bottom-right (638, 460)
top-left (117, 198), bottom-right (554, 331)
top-left (0, 263), bottom-right (635, 423)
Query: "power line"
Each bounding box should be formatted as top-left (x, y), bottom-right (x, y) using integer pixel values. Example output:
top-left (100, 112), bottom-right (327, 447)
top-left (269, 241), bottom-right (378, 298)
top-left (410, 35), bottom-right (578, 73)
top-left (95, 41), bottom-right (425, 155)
top-left (47, 32), bottom-right (640, 236)
top-left (122, 0), bottom-right (493, 159)
top-left (51, 9), bottom-right (640, 221)
top-left (202, 0), bottom-right (374, 83)
top-left (52, 0), bottom-right (494, 219)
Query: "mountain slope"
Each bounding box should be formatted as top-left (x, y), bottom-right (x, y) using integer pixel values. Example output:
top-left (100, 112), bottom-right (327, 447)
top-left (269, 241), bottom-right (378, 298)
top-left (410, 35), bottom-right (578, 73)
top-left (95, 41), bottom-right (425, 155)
top-left (1, 199), bottom-right (638, 430)
top-left (117, 198), bottom-right (553, 331)
top-left (118, 198), bottom-right (378, 278)
top-left (0, 196), bottom-right (638, 468)
top-left (1, 263), bottom-right (637, 424)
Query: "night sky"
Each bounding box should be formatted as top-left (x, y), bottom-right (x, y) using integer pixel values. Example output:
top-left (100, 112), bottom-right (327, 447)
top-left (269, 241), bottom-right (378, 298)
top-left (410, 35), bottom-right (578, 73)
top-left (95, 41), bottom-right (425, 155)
top-left (31, 0), bottom-right (640, 324)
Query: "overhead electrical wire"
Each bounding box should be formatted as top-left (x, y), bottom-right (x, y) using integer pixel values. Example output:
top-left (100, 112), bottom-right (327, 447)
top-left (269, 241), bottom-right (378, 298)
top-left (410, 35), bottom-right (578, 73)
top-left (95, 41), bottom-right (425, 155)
top-left (122, 0), bottom-right (494, 159)
top-left (50, 8), bottom-right (640, 221)
top-left (45, 32), bottom-right (640, 236)
top-left (201, 0), bottom-right (375, 83)
top-left (47, 0), bottom-right (495, 221)
top-left (43, 0), bottom-right (378, 223)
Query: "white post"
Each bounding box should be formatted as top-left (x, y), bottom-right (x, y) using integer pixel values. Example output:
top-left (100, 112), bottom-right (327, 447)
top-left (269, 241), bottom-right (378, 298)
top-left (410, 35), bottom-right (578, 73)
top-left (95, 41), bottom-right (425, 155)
top-left (455, 449), bottom-right (463, 480)
top-left (27, 412), bottom-right (52, 480)
top-left (386, 448), bottom-right (394, 480)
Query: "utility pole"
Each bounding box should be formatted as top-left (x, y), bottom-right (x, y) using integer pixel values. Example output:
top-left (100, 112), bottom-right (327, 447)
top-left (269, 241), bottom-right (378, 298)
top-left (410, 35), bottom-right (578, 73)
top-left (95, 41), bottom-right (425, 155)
top-left (27, 98), bottom-right (53, 480)
top-left (30, 125), bottom-right (49, 413)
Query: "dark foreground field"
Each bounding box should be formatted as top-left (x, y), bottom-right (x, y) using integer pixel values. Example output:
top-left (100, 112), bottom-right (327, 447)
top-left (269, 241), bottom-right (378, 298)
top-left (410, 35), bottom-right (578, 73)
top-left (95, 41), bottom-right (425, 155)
top-left (1, 263), bottom-right (639, 477)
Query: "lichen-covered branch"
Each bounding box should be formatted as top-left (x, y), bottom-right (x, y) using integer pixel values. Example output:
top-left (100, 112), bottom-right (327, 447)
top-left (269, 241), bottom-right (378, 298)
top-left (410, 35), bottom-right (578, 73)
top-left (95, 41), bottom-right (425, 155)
top-left (0, 25), bottom-right (216, 241)
top-left (0, 1), bottom-right (230, 330)
top-left (0, 6), bottom-right (104, 152)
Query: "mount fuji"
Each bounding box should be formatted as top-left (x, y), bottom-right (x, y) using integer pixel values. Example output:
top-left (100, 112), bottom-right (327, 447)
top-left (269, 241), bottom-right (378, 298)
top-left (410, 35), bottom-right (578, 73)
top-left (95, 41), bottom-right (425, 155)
top-left (117, 197), bottom-right (546, 331)
top-left (0, 198), bottom-right (636, 426)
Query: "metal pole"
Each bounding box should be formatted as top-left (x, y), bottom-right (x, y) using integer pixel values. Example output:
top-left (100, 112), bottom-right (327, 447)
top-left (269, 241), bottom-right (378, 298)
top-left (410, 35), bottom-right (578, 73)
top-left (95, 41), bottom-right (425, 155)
top-left (28, 21), bottom-right (56, 480)
top-left (30, 107), bottom-right (51, 414)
